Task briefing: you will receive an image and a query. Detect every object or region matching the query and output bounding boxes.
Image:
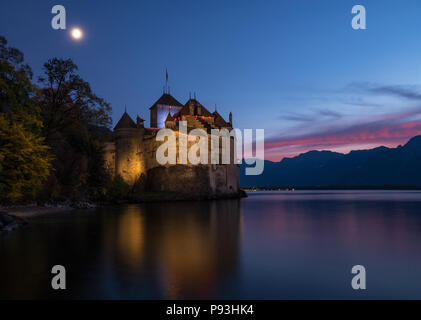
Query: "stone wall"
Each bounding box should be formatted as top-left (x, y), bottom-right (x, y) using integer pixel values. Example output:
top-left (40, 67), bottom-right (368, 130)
top-left (114, 128), bottom-right (145, 185)
top-left (104, 127), bottom-right (241, 198)
top-left (145, 164), bottom-right (240, 198)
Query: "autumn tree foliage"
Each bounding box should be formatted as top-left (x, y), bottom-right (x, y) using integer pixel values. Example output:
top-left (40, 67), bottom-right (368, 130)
top-left (0, 36), bottom-right (52, 203)
top-left (1, 36), bottom-right (121, 204)
top-left (0, 116), bottom-right (51, 202)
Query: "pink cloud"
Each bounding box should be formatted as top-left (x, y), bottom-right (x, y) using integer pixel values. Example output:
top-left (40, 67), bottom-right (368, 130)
top-left (265, 117), bottom-right (421, 161)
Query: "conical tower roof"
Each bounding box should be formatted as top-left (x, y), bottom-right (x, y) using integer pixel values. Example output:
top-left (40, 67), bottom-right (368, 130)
top-left (165, 112), bottom-right (174, 121)
top-left (149, 93), bottom-right (183, 110)
top-left (114, 112), bottom-right (136, 130)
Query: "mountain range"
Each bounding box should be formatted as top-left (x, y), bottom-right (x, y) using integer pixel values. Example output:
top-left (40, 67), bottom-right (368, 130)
top-left (240, 135), bottom-right (421, 188)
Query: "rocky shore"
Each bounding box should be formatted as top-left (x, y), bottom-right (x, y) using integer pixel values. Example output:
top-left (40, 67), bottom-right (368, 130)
top-left (0, 201), bottom-right (96, 218)
top-left (0, 201), bottom-right (97, 233)
top-left (0, 192), bottom-right (247, 233)
top-left (0, 211), bottom-right (28, 233)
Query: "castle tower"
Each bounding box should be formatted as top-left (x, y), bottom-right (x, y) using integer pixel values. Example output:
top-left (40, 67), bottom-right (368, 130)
top-left (165, 112), bottom-right (175, 129)
top-left (149, 93), bottom-right (183, 128)
top-left (114, 112), bottom-right (144, 185)
top-left (136, 115), bottom-right (145, 128)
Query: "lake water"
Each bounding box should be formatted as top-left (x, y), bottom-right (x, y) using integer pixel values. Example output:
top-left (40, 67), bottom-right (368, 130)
top-left (1, 190), bottom-right (421, 299)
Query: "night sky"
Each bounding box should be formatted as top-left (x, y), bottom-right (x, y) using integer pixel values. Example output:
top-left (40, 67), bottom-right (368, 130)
top-left (2, 0), bottom-right (421, 161)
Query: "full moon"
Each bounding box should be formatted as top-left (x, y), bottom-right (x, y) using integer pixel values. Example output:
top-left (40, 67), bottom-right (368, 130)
top-left (71, 28), bottom-right (83, 40)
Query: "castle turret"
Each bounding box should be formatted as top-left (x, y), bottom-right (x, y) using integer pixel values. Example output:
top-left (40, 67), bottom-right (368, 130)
top-left (136, 115), bottom-right (145, 128)
top-left (114, 112), bottom-right (144, 185)
top-left (115, 111), bottom-right (137, 131)
top-left (165, 112), bottom-right (175, 129)
top-left (149, 93), bottom-right (183, 128)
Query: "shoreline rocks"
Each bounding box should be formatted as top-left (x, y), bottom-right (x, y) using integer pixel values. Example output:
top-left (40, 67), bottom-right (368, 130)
top-left (0, 211), bottom-right (28, 233)
top-left (70, 201), bottom-right (97, 209)
top-left (0, 191), bottom-right (247, 225)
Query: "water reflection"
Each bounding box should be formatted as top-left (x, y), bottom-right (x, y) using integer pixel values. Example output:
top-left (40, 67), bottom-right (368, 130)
top-left (114, 206), bottom-right (144, 270)
top-left (2, 191), bottom-right (421, 299)
top-left (241, 191), bottom-right (421, 299)
top-left (0, 199), bottom-right (242, 299)
top-left (105, 201), bottom-right (243, 298)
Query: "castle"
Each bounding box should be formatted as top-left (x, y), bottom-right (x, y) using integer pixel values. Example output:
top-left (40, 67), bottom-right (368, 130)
top-left (104, 90), bottom-right (241, 199)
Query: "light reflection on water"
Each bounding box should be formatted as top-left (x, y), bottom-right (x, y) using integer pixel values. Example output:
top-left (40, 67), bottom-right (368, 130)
top-left (1, 191), bottom-right (421, 299)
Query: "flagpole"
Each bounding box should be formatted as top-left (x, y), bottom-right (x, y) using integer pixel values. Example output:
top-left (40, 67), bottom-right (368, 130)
top-left (165, 68), bottom-right (168, 93)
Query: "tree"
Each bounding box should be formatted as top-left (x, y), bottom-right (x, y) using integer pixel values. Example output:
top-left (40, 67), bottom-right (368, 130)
top-left (37, 58), bottom-right (112, 201)
top-left (0, 115), bottom-right (51, 202)
top-left (38, 58), bottom-right (111, 140)
top-left (0, 36), bottom-right (52, 203)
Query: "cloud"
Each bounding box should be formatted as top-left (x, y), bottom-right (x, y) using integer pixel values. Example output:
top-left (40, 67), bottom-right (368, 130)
top-left (350, 82), bottom-right (421, 101)
top-left (279, 108), bottom-right (342, 122)
top-left (266, 107), bottom-right (421, 161)
top-left (265, 83), bottom-right (421, 161)
top-left (317, 108), bottom-right (342, 118)
top-left (339, 97), bottom-right (382, 108)
top-left (279, 113), bottom-right (313, 122)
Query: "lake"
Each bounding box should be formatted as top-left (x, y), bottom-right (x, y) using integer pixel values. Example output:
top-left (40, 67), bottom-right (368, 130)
top-left (1, 190), bottom-right (421, 299)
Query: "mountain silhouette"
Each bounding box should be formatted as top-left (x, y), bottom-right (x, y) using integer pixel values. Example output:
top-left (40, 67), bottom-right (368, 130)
top-left (240, 135), bottom-right (421, 187)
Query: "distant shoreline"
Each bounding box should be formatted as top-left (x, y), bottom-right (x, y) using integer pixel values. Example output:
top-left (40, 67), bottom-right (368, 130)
top-left (243, 186), bottom-right (421, 191)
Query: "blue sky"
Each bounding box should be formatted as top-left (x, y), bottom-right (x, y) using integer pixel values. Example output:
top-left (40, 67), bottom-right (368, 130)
top-left (2, 0), bottom-right (421, 160)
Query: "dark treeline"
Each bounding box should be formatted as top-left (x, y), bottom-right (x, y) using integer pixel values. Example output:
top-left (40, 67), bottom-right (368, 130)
top-left (0, 36), bottom-right (128, 204)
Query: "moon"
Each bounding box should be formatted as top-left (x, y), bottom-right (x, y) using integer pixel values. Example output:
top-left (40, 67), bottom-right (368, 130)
top-left (71, 28), bottom-right (83, 40)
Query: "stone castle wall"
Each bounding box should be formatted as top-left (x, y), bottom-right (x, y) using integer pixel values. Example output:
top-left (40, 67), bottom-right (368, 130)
top-left (145, 164), bottom-right (240, 198)
top-left (104, 128), bottom-right (241, 198)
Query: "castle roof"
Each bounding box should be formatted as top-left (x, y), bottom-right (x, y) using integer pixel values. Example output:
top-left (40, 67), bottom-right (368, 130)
top-left (165, 112), bottom-right (174, 121)
top-left (213, 110), bottom-right (229, 127)
top-left (149, 93), bottom-right (183, 110)
top-left (114, 112), bottom-right (137, 130)
top-left (174, 99), bottom-right (213, 118)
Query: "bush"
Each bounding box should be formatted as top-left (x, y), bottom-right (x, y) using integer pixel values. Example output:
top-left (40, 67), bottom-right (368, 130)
top-left (105, 175), bottom-right (131, 202)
